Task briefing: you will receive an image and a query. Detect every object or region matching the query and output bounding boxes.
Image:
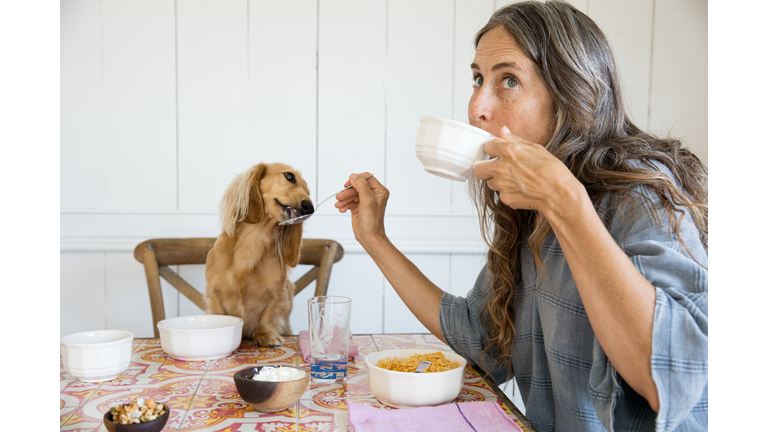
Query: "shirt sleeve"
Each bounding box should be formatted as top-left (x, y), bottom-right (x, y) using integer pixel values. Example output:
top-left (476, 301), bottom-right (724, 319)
top-left (439, 266), bottom-right (512, 385)
top-left (590, 172), bottom-right (708, 431)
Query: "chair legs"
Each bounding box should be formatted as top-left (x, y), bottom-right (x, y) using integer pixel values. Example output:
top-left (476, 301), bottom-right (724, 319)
top-left (314, 241), bottom-right (340, 297)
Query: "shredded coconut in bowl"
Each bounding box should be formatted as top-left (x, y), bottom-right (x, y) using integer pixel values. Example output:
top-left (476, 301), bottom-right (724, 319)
top-left (251, 366), bottom-right (306, 381)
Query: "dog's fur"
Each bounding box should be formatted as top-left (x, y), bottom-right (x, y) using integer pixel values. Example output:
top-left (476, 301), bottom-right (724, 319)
top-left (204, 163), bottom-right (314, 347)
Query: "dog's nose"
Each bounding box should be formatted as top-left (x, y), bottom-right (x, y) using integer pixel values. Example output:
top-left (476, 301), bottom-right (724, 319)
top-left (300, 200), bottom-right (314, 215)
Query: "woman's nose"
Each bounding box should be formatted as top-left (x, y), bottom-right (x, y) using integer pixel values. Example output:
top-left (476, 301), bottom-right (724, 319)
top-left (468, 89), bottom-right (492, 125)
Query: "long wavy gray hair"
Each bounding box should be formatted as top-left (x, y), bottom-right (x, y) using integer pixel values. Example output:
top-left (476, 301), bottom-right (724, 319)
top-left (468, 0), bottom-right (708, 381)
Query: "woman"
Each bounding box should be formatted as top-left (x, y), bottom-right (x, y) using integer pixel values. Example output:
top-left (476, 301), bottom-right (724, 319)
top-left (336, 1), bottom-right (707, 431)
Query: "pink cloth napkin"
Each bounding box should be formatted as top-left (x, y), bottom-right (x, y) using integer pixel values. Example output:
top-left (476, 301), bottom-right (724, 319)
top-left (347, 401), bottom-right (523, 432)
top-left (298, 330), bottom-right (358, 362)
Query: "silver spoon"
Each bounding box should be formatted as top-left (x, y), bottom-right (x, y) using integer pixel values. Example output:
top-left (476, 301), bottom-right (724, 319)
top-left (415, 360), bottom-right (432, 373)
top-left (279, 174), bottom-right (374, 225)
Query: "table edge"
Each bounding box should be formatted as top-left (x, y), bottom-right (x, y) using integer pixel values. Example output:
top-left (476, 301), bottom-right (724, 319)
top-left (477, 371), bottom-right (538, 432)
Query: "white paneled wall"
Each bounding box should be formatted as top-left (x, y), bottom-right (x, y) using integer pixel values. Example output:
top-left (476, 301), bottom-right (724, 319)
top-left (318, 0), bottom-right (385, 198)
top-left (61, 0), bottom-right (105, 209)
top-left (589, 0), bottom-right (654, 129)
top-left (61, 1), bottom-right (706, 406)
top-left (650, 0), bottom-right (707, 154)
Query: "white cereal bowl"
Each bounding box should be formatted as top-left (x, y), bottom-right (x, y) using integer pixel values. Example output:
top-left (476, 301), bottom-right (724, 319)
top-left (157, 315), bottom-right (244, 361)
top-left (60, 330), bottom-right (134, 382)
top-left (364, 349), bottom-right (467, 408)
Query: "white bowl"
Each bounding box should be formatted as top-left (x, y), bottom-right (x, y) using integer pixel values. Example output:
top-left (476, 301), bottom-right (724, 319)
top-left (364, 348), bottom-right (467, 408)
top-left (157, 315), bottom-right (243, 361)
top-left (415, 115), bottom-right (495, 182)
top-left (60, 330), bottom-right (134, 382)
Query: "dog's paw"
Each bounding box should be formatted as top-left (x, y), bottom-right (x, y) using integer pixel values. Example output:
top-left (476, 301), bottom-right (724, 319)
top-left (254, 332), bottom-right (284, 348)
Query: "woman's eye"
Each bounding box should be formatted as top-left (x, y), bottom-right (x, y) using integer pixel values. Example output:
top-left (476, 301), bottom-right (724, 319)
top-left (503, 77), bottom-right (518, 88)
top-left (284, 172), bottom-right (296, 183)
top-left (473, 76), bottom-right (484, 87)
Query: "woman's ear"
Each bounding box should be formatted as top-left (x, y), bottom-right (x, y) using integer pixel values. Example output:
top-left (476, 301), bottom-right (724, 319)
top-left (219, 163), bottom-right (267, 237)
top-left (282, 224), bottom-right (303, 268)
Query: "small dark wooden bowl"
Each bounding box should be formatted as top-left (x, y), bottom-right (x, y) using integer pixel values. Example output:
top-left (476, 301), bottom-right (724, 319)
top-left (234, 366), bottom-right (309, 412)
top-left (102, 406), bottom-right (169, 432)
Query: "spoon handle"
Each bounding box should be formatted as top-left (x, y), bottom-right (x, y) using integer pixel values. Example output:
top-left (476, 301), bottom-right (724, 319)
top-left (415, 360), bottom-right (432, 373)
top-left (316, 173), bottom-right (374, 208)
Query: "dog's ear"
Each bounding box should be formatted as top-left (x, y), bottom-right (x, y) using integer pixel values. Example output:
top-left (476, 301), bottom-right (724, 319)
top-left (242, 164), bottom-right (267, 224)
top-left (281, 224), bottom-right (303, 268)
top-left (219, 163), bottom-right (267, 237)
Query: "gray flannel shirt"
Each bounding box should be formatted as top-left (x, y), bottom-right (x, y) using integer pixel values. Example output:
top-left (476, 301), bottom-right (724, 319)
top-left (440, 166), bottom-right (708, 431)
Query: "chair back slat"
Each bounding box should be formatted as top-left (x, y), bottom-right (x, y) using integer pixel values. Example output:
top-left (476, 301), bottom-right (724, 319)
top-left (134, 238), bottom-right (216, 266)
top-left (298, 239), bottom-right (345, 266)
top-left (314, 241), bottom-right (341, 296)
top-left (133, 237), bottom-right (344, 337)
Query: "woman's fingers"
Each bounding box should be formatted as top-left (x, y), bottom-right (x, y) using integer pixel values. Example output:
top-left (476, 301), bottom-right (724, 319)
top-left (336, 195), bottom-right (359, 212)
top-left (499, 125), bottom-right (514, 141)
top-left (335, 172), bottom-right (371, 212)
top-left (349, 173), bottom-right (374, 204)
top-left (335, 172), bottom-right (384, 213)
top-left (343, 173), bottom-right (389, 245)
top-left (475, 127), bottom-right (526, 181)
top-left (474, 125), bottom-right (570, 211)
top-left (482, 126), bottom-right (531, 158)
top-left (474, 136), bottom-right (511, 181)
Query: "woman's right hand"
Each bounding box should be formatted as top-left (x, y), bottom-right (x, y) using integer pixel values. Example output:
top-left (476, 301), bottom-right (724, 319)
top-left (335, 173), bottom-right (390, 249)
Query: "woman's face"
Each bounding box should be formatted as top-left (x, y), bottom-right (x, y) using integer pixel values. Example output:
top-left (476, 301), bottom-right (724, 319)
top-left (468, 26), bottom-right (554, 145)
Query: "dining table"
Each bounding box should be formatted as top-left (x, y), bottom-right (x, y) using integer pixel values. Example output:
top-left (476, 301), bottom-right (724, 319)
top-left (60, 333), bottom-right (537, 431)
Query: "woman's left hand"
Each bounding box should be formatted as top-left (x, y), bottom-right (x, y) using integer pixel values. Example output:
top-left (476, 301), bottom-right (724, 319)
top-left (473, 126), bottom-right (583, 215)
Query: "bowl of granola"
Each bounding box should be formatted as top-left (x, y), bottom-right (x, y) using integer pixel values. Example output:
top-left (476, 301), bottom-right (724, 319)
top-left (102, 397), bottom-right (169, 432)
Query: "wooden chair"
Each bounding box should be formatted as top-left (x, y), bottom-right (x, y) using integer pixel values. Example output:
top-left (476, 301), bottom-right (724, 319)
top-left (133, 238), bottom-right (344, 337)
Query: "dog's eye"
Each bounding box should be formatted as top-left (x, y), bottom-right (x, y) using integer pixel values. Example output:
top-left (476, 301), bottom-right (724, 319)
top-left (284, 172), bottom-right (296, 183)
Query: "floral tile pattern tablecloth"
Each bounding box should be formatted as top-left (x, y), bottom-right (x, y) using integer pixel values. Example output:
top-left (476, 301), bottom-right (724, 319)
top-left (60, 334), bottom-right (532, 432)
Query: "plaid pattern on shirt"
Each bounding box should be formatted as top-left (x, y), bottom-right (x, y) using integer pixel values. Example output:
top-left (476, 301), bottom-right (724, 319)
top-left (440, 163), bottom-right (708, 432)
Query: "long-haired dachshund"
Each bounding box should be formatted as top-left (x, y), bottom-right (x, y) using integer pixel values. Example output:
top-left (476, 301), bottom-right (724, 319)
top-left (205, 162), bottom-right (314, 347)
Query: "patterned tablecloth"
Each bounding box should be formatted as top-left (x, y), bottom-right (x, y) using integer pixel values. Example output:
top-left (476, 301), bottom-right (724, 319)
top-left (60, 334), bottom-right (534, 431)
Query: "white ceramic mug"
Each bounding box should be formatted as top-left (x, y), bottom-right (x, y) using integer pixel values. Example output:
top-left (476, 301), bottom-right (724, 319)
top-left (414, 115), bottom-right (496, 182)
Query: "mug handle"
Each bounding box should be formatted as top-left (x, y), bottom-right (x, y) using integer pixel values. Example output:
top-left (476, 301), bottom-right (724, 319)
top-left (473, 136), bottom-right (499, 168)
top-left (473, 157), bottom-right (498, 167)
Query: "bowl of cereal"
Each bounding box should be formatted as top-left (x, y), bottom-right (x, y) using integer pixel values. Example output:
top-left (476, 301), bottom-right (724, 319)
top-left (364, 349), bottom-right (467, 408)
top-left (233, 365), bottom-right (309, 412)
top-left (157, 315), bottom-right (243, 361)
top-left (102, 397), bottom-right (169, 432)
